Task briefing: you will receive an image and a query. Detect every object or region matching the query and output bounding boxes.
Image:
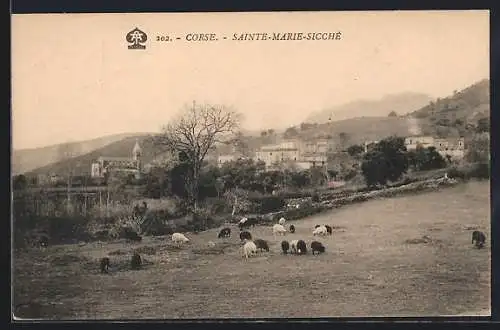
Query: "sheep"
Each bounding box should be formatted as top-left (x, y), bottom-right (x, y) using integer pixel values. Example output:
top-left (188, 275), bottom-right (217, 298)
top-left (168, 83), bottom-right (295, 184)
top-left (289, 224), bottom-right (296, 233)
top-left (239, 218), bottom-right (258, 230)
top-left (273, 224), bottom-right (287, 238)
top-left (278, 217), bottom-right (286, 226)
top-left (314, 224), bottom-right (321, 229)
top-left (38, 235), bottom-right (49, 248)
top-left (297, 240), bottom-right (307, 255)
top-left (472, 230), bottom-right (486, 248)
top-left (100, 257), bottom-right (110, 273)
top-left (218, 227), bottom-right (231, 238)
top-left (130, 253), bottom-right (142, 270)
top-left (281, 240), bottom-right (290, 254)
top-left (254, 239), bottom-right (270, 252)
top-left (239, 217), bottom-right (248, 224)
top-left (325, 225), bottom-right (333, 235)
top-left (242, 241), bottom-right (257, 259)
top-left (171, 232), bottom-right (190, 247)
top-left (311, 241), bottom-right (326, 255)
top-left (240, 231), bottom-right (252, 241)
top-left (313, 225), bottom-right (328, 236)
top-left (290, 239), bottom-right (299, 254)
top-left (207, 241), bottom-right (216, 248)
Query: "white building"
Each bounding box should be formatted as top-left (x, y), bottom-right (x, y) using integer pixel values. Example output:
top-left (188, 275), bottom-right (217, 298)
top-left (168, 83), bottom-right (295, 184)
top-left (91, 139), bottom-right (143, 179)
top-left (404, 136), bottom-right (435, 150)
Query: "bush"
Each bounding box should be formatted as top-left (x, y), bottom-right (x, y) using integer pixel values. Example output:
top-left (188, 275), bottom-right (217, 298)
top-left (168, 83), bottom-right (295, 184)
top-left (469, 163), bottom-right (490, 179)
top-left (249, 195), bottom-right (286, 213)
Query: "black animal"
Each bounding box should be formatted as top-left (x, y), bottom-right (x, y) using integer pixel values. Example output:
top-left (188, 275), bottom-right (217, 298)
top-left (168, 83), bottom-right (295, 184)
top-left (281, 240), bottom-right (290, 254)
top-left (325, 225), bottom-right (332, 235)
top-left (254, 239), bottom-right (270, 252)
top-left (289, 224), bottom-right (296, 233)
top-left (297, 240), bottom-right (307, 255)
top-left (240, 231), bottom-right (252, 241)
top-left (100, 257), bottom-right (110, 273)
top-left (239, 218), bottom-right (258, 230)
top-left (131, 253), bottom-right (142, 270)
top-left (314, 224), bottom-right (321, 229)
top-left (472, 230), bottom-right (486, 248)
top-left (311, 241), bottom-right (326, 255)
top-left (38, 235), bottom-right (49, 248)
top-left (218, 227), bottom-right (231, 238)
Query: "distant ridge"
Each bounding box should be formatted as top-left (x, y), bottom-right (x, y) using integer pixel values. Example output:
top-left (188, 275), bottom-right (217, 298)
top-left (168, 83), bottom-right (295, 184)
top-left (305, 92), bottom-right (433, 124)
top-left (12, 132), bottom-right (153, 175)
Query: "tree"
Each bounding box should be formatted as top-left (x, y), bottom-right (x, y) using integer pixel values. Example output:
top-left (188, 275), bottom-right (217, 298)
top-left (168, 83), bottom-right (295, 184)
top-left (347, 144), bottom-right (365, 158)
top-left (361, 136), bottom-right (408, 187)
top-left (13, 174), bottom-right (28, 190)
top-left (284, 126), bottom-right (299, 139)
top-left (476, 117), bottom-right (490, 133)
top-left (466, 132), bottom-right (490, 163)
top-left (388, 111), bottom-right (398, 117)
top-left (407, 146), bottom-right (447, 171)
top-left (152, 102), bottom-right (241, 213)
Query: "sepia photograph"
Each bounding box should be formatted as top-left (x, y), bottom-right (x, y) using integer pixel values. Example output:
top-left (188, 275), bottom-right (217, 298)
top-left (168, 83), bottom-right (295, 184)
top-left (11, 10), bottom-right (491, 319)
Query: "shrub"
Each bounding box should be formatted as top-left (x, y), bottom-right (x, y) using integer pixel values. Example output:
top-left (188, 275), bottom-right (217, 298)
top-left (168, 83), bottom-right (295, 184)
top-left (469, 163), bottom-right (490, 179)
top-left (249, 195), bottom-right (286, 213)
top-left (311, 194), bottom-right (320, 203)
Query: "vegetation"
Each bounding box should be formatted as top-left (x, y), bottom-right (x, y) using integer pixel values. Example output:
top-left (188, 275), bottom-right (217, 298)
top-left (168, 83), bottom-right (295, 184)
top-left (360, 136), bottom-right (409, 187)
top-left (150, 103), bottom-right (241, 213)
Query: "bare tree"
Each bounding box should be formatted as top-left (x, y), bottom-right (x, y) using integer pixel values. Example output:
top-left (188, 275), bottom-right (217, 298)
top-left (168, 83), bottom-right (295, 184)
top-left (152, 102), bottom-right (241, 212)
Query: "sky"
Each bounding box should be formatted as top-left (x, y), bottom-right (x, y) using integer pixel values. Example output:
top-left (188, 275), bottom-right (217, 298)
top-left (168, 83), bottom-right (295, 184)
top-left (12, 10), bottom-right (489, 150)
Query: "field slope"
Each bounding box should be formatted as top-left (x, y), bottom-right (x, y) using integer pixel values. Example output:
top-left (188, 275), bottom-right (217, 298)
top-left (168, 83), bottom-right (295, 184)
top-left (13, 181), bottom-right (490, 319)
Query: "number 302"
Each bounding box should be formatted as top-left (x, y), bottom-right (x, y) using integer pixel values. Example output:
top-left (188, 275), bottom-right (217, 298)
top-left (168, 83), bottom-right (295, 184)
top-left (156, 35), bottom-right (171, 42)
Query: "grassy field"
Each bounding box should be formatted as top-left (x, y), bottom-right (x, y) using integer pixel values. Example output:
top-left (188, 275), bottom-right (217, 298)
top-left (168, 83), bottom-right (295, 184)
top-left (12, 180), bottom-right (491, 319)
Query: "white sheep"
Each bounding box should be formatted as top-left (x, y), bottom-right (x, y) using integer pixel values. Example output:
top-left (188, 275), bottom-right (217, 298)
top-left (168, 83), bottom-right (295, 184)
top-left (273, 224), bottom-right (287, 238)
top-left (290, 239), bottom-right (299, 254)
top-left (171, 232), bottom-right (189, 247)
top-left (313, 225), bottom-right (328, 236)
top-left (239, 217), bottom-right (248, 224)
top-left (242, 241), bottom-right (257, 259)
top-left (278, 217), bottom-right (286, 226)
top-left (207, 241), bottom-right (216, 248)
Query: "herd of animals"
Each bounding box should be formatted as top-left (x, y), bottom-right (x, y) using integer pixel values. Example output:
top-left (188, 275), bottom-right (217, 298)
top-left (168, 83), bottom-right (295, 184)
top-left (97, 217), bottom-right (488, 273)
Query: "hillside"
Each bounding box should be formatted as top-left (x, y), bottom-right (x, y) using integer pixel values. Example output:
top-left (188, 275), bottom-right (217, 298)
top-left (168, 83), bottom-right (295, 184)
top-left (25, 135), bottom-right (160, 177)
top-left (407, 78), bottom-right (489, 137)
top-left (294, 116), bottom-right (421, 147)
top-left (305, 92), bottom-right (433, 124)
top-left (12, 133), bottom-right (148, 175)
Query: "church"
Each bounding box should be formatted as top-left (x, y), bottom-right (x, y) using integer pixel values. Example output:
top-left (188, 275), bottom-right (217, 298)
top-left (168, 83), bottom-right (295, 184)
top-left (90, 139), bottom-right (143, 179)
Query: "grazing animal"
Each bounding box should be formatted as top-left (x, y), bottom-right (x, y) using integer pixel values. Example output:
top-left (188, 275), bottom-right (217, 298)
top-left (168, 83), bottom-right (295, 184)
top-left (314, 224), bottom-right (321, 229)
top-left (239, 217), bottom-right (248, 224)
top-left (242, 241), bottom-right (257, 259)
top-left (325, 225), bottom-right (333, 235)
top-left (254, 239), bottom-right (270, 252)
top-left (311, 241), bottom-right (326, 255)
top-left (290, 239), bottom-right (299, 254)
top-left (273, 224), bottom-right (287, 237)
top-left (278, 217), bottom-right (286, 226)
top-left (240, 231), bottom-right (252, 241)
top-left (289, 224), bottom-right (296, 233)
top-left (38, 235), bottom-right (49, 248)
top-left (313, 225), bottom-right (328, 236)
top-left (218, 227), bottom-right (231, 238)
top-left (297, 240), bottom-right (307, 255)
top-left (100, 257), bottom-right (110, 273)
top-left (239, 218), bottom-right (258, 230)
top-left (207, 241), bottom-right (216, 248)
top-left (281, 240), bottom-right (290, 254)
top-left (472, 230), bottom-right (486, 248)
top-left (171, 232), bottom-right (190, 246)
top-left (130, 253), bottom-right (142, 270)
